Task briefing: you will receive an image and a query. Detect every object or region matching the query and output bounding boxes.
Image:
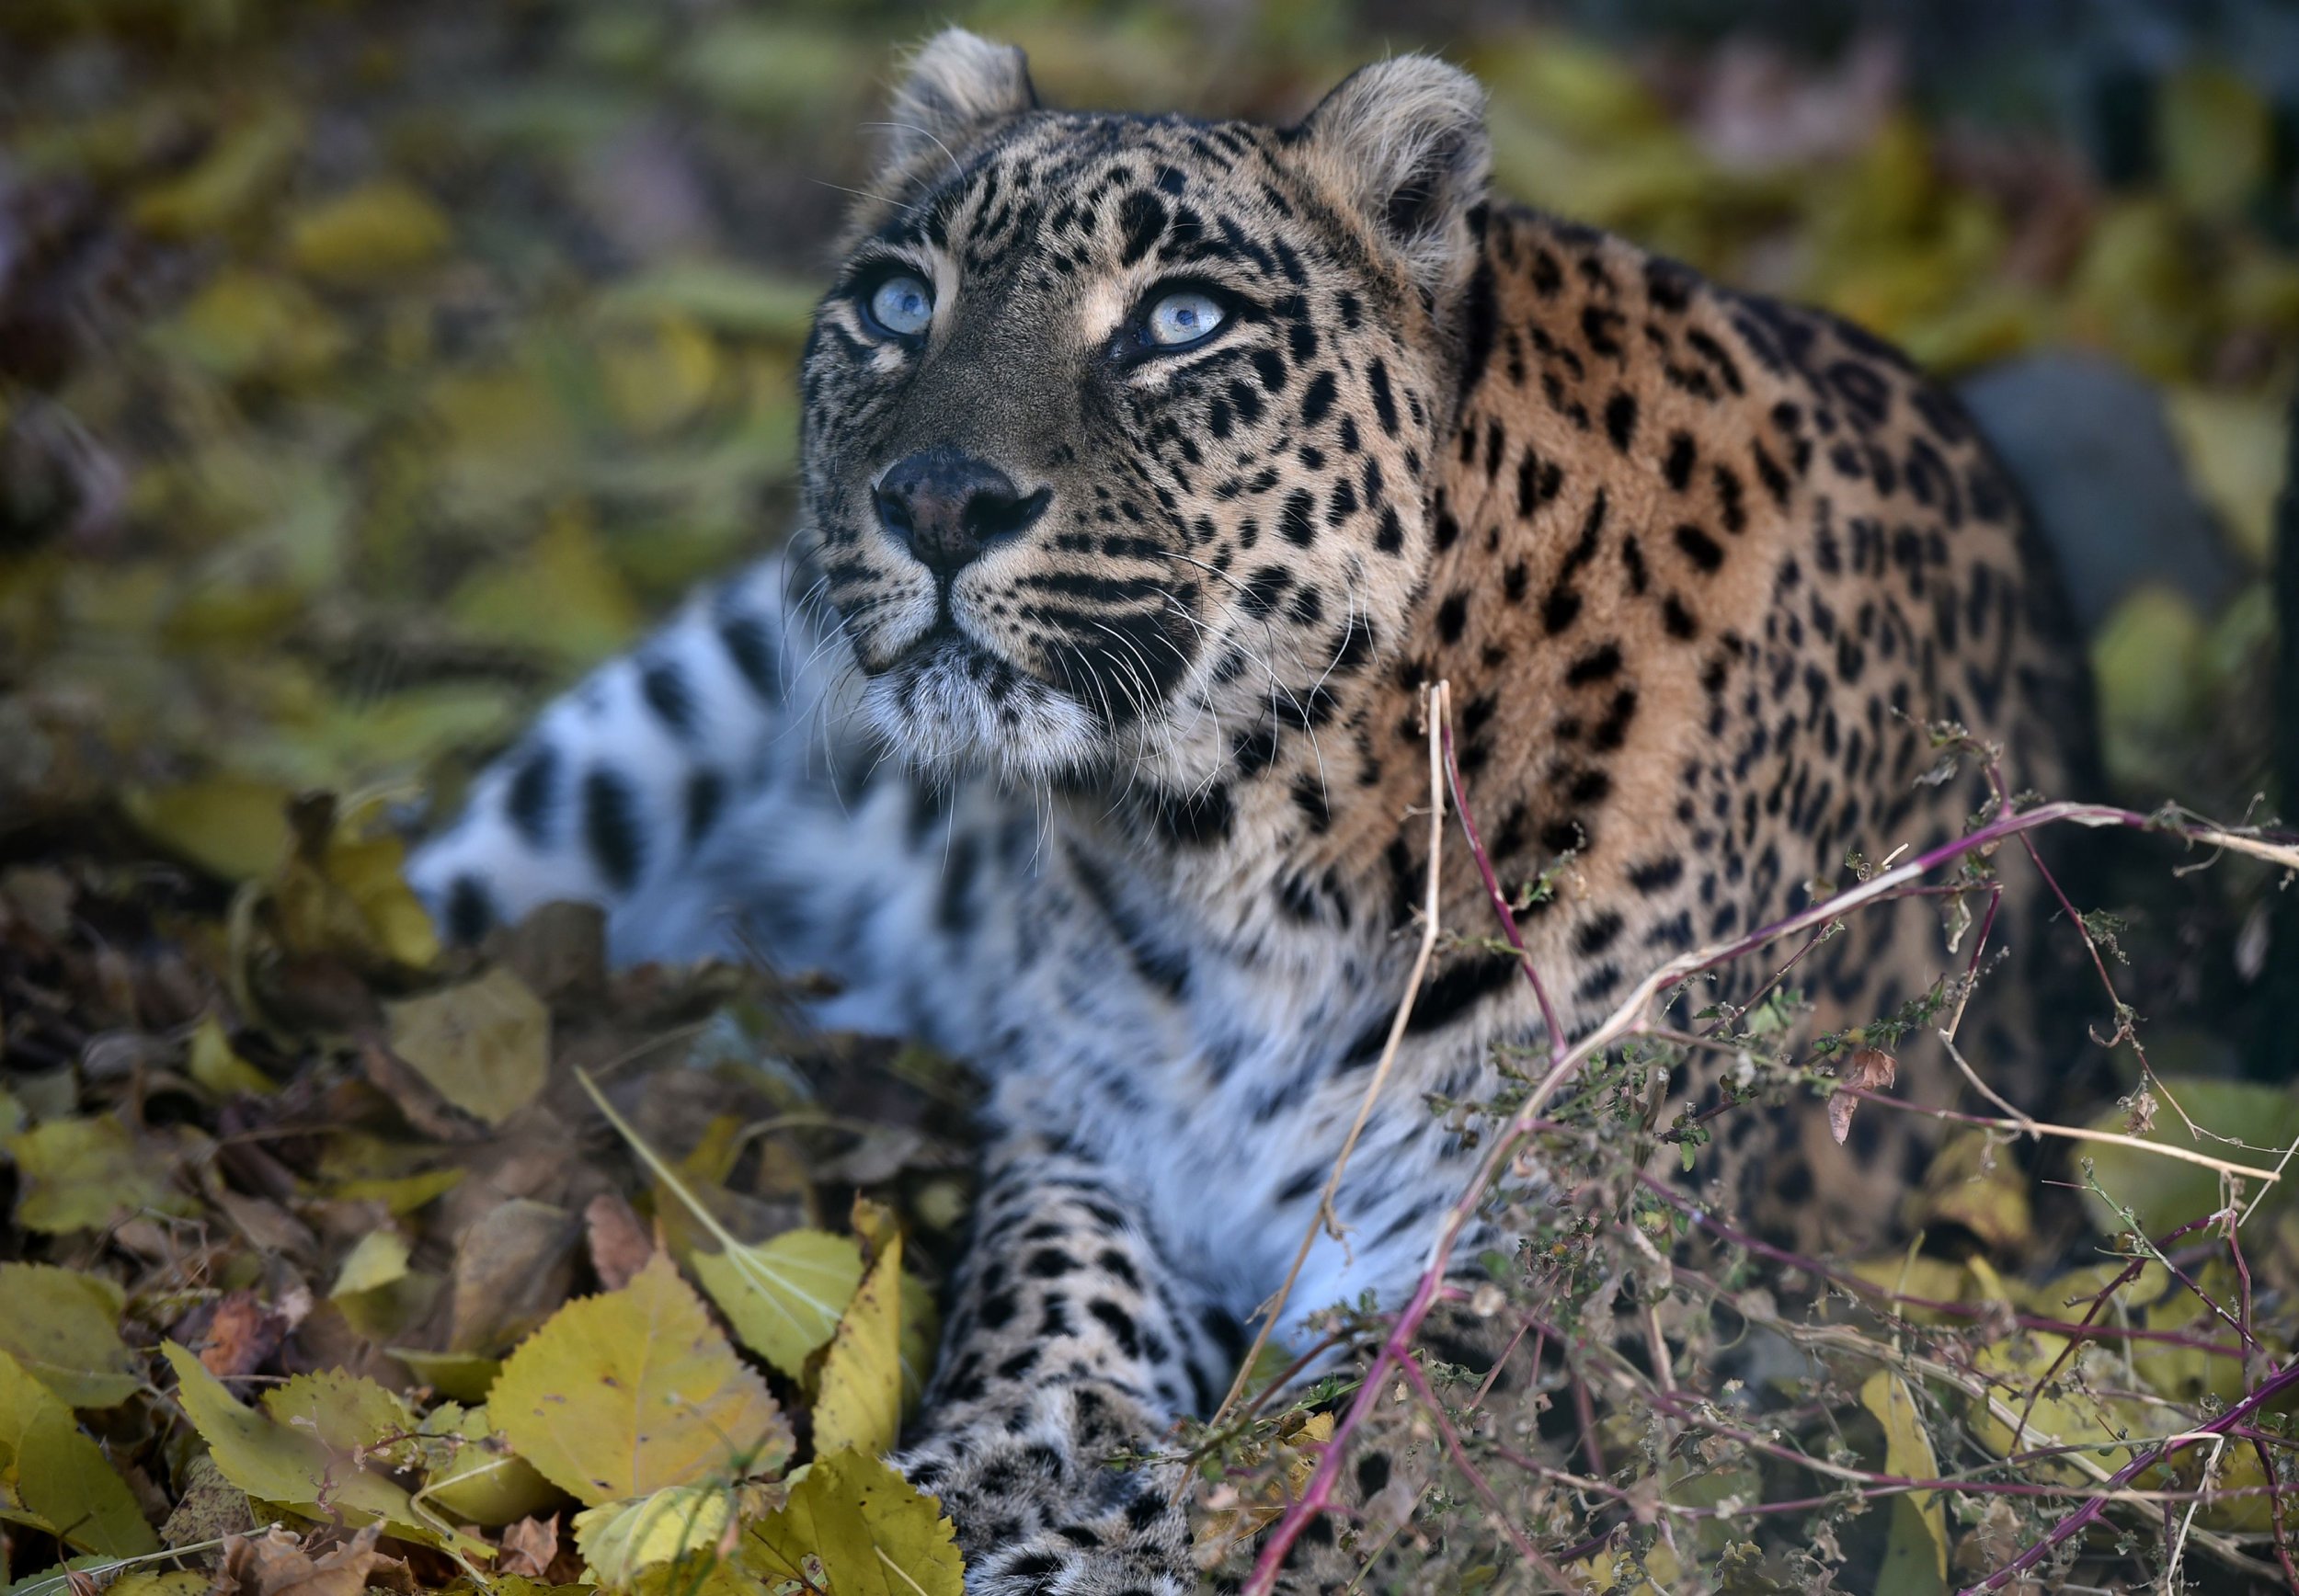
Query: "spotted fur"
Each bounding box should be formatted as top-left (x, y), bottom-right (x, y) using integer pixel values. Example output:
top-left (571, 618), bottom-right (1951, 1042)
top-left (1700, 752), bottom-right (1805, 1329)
top-left (408, 32), bottom-right (2092, 1592)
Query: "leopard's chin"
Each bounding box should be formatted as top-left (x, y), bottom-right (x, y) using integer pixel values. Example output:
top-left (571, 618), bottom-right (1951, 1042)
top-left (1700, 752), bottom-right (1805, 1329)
top-left (862, 633), bottom-right (1102, 781)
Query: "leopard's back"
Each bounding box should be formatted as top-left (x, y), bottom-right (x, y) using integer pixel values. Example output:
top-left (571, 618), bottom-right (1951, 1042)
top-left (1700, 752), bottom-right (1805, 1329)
top-left (1361, 208), bottom-right (2096, 1246)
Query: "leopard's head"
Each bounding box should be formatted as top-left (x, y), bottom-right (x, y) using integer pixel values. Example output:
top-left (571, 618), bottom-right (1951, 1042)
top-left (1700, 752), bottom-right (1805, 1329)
top-left (798, 30), bottom-right (1491, 783)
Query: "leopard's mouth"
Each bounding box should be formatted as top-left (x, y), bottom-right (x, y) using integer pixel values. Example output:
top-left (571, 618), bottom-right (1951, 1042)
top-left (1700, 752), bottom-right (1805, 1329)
top-left (862, 621), bottom-right (1103, 780)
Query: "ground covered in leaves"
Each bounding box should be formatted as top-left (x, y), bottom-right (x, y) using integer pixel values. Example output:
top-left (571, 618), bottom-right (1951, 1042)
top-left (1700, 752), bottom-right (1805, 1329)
top-left (1, 1), bottom-right (2296, 1593)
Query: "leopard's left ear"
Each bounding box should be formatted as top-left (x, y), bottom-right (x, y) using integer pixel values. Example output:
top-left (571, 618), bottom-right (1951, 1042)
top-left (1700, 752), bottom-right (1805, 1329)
top-left (881, 28), bottom-right (1039, 175)
top-left (1290, 55), bottom-right (1490, 296)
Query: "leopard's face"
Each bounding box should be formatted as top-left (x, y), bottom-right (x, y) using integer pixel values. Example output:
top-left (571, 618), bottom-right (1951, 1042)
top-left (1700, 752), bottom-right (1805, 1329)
top-left (797, 40), bottom-right (1490, 783)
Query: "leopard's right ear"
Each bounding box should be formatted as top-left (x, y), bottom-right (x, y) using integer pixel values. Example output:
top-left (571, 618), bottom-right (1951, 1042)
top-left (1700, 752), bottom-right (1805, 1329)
top-left (881, 29), bottom-right (1038, 174)
top-left (1289, 55), bottom-right (1490, 299)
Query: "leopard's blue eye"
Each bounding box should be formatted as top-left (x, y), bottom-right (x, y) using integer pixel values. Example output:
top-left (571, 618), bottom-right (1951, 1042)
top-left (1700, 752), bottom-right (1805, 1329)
top-left (1146, 290), bottom-right (1224, 348)
top-left (867, 273), bottom-right (935, 337)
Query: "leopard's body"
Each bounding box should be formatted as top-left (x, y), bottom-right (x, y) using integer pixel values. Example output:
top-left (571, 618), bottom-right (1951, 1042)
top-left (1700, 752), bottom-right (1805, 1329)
top-left (407, 34), bottom-right (2093, 1592)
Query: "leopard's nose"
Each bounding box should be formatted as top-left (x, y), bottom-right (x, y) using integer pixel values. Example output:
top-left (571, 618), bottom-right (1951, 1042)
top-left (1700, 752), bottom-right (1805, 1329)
top-left (874, 448), bottom-right (1049, 576)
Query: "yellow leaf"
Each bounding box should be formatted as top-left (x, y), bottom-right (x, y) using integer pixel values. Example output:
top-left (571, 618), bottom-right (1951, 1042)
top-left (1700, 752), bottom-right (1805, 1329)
top-left (1847, 1255), bottom-right (1972, 1325)
top-left (0, 1346), bottom-right (157, 1556)
top-left (187, 1017), bottom-right (277, 1098)
top-left (742, 1448), bottom-right (963, 1596)
top-left (287, 181), bottom-right (452, 283)
top-left (814, 1215), bottom-right (906, 1459)
top-left (448, 509), bottom-right (641, 664)
top-left (490, 1252), bottom-right (792, 1507)
top-left (2132, 1260), bottom-right (2250, 1408)
top-left (2067, 199), bottom-right (2205, 382)
top-left (331, 1231), bottom-right (412, 1300)
top-left (331, 1167), bottom-right (465, 1215)
top-left (578, 1066), bottom-right (861, 1379)
top-left (2164, 388), bottom-right (2286, 566)
top-left (122, 777), bottom-right (292, 883)
top-left (1859, 1373), bottom-right (1945, 1596)
top-left (4, 1116), bottom-right (189, 1234)
top-left (384, 967), bottom-right (549, 1126)
top-left (1966, 1333), bottom-right (2148, 1481)
top-left (316, 815), bottom-right (441, 971)
top-left (897, 1269), bottom-right (939, 1415)
top-left (0, 1263), bottom-right (139, 1408)
top-left (576, 1486), bottom-right (732, 1588)
top-left (1898, 1131), bottom-right (2032, 1253)
top-left (690, 1230), bottom-right (863, 1381)
top-left (1959, 1260), bottom-right (2032, 1315)
top-left (602, 263), bottom-right (820, 338)
top-left (129, 105), bottom-right (301, 236)
top-left (1569, 1542), bottom-right (1683, 1595)
top-left (601, 316), bottom-right (720, 438)
top-left (109, 1576), bottom-right (209, 1596)
top-left (150, 270), bottom-right (347, 385)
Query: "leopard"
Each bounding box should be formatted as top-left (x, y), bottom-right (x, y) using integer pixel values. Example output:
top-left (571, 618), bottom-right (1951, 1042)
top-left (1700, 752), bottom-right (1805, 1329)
top-left (406, 31), bottom-right (2096, 1593)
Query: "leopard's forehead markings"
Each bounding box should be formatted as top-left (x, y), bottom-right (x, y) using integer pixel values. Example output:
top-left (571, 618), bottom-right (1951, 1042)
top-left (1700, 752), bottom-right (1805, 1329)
top-left (866, 114), bottom-right (1312, 282)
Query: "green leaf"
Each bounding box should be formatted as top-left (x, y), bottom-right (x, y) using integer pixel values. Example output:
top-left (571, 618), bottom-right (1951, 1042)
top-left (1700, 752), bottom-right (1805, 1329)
top-left (575, 1485), bottom-right (732, 1588)
top-left (161, 1342), bottom-right (479, 1553)
top-left (0, 1263), bottom-right (140, 1408)
top-left (2158, 63), bottom-right (2272, 219)
top-left (389, 1349), bottom-right (502, 1405)
top-left (743, 1449), bottom-right (963, 1596)
top-left (384, 966), bottom-right (551, 1126)
top-left (414, 1403), bottom-right (561, 1527)
top-left (259, 1369), bottom-right (417, 1462)
top-left (0, 1346), bottom-right (157, 1556)
top-left (1859, 1372), bottom-right (1945, 1596)
top-left (490, 1251), bottom-right (792, 1507)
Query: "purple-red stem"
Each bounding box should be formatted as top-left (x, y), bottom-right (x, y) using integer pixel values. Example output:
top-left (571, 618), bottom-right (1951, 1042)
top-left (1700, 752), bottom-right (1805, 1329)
top-left (1634, 1172), bottom-right (2244, 1356)
top-left (1961, 1357), bottom-right (2299, 1593)
top-left (1244, 724), bottom-right (2284, 1593)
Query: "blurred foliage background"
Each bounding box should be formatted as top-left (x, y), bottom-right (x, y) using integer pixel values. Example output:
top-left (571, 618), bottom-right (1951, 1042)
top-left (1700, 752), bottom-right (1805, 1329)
top-left (0, 0), bottom-right (2293, 1054)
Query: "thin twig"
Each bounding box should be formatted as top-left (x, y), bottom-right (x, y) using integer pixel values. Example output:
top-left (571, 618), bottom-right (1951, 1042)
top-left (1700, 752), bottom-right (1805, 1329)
top-left (1211, 679), bottom-right (1450, 1430)
top-left (1827, 1085), bottom-right (2285, 1185)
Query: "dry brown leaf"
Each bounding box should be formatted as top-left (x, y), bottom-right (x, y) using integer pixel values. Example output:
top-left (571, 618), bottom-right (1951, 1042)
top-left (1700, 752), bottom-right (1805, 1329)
top-left (356, 1036), bottom-right (488, 1143)
top-left (447, 1198), bottom-right (583, 1355)
top-left (1827, 1046), bottom-right (1897, 1146)
top-left (217, 1526), bottom-right (410, 1596)
top-left (497, 1513), bottom-right (560, 1579)
top-left (193, 1290), bottom-right (294, 1378)
top-left (584, 1191), bottom-right (656, 1290)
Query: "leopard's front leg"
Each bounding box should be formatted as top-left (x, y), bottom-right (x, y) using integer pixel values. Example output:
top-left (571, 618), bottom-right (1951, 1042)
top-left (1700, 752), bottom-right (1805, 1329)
top-left (898, 1139), bottom-right (1241, 1595)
